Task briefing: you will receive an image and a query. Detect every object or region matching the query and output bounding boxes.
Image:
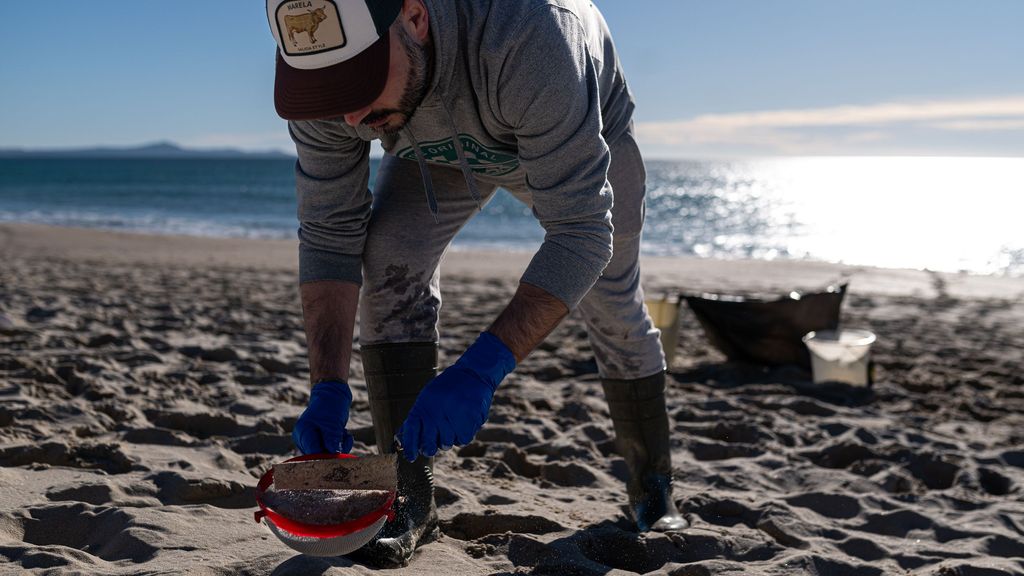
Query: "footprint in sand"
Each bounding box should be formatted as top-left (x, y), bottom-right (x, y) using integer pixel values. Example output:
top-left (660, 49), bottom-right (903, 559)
top-left (143, 409), bottom-right (253, 439)
top-left (785, 492), bottom-right (862, 519)
top-left (473, 424), bottom-right (545, 446)
top-left (442, 512), bottom-right (563, 540)
top-left (780, 555), bottom-right (885, 576)
top-left (506, 522), bottom-right (690, 575)
top-left (901, 451), bottom-right (961, 490)
top-left (480, 494), bottom-right (516, 506)
top-left (500, 446), bottom-right (600, 487)
top-left (687, 439), bottom-right (765, 461)
top-left (147, 471), bottom-right (251, 509)
top-left (835, 536), bottom-right (889, 561)
top-left (177, 345), bottom-right (242, 363)
top-left (228, 433), bottom-right (294, 455)
top-left (977, 467), bottom-right (1013, 496)
top-left (122, 427), bottom-right (198, 447)
top-left (45, 483), bottom-right (117, 506)
top-left (0, 442), bottom-right (135, 474)
top-left (8, 503), bottom-right (160, 564)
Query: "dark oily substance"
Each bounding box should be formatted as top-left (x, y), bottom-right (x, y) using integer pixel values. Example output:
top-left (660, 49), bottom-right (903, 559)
top-left (264, 489), bottom-right (391, 525)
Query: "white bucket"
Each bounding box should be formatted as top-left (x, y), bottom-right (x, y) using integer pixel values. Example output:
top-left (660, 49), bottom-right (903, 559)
top-left (802, 329), bottom-right (876, 386)
top-left (646, 297), bottom-right (681, 367)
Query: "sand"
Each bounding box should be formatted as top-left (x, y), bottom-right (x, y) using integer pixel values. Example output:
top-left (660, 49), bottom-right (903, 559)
top-left (261, 489), bottom-right (392, 526)
top-left (1, 221), bottom-right (1023, 575)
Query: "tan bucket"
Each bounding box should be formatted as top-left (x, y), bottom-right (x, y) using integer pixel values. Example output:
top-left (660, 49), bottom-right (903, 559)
top-left (646, 296), bottom-right (681, 367)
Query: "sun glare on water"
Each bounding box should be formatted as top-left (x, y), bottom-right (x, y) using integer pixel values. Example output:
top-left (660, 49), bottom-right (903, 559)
top-left (754, 156), bottom-right (1024, 275)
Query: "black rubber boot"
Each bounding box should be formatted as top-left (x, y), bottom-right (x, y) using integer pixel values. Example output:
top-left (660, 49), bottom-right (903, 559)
top-left (349, 341), bottom-right (440, 567)
top-left (602, 371), bottom-right (689, 532)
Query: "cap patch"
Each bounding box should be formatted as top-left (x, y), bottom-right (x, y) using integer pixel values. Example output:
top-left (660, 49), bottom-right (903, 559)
top-left (276, 0), bottom-right (346, 57)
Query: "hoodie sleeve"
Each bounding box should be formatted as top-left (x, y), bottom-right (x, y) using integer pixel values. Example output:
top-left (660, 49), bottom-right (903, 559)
top-left (288, 119), bottom-right (373, 285)
top-left (495, 5), bottom-right (614, 311)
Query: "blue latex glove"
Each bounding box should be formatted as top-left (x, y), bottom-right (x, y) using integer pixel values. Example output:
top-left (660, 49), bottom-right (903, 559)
top-left (399, 332), bottom-right (516, 462)
top-left (292, 380), bottom-right (354, 455)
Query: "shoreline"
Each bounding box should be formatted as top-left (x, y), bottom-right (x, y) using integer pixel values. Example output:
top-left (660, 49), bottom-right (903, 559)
top-left (2, 222), bottom-right (1022, 300)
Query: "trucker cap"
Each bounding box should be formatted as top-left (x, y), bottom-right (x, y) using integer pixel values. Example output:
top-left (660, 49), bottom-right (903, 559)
top-left (267, 0), bottom-right (404, 120)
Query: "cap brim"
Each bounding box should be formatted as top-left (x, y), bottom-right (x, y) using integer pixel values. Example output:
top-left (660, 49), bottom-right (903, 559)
top-left (274, 33), bottom-right (391, 121)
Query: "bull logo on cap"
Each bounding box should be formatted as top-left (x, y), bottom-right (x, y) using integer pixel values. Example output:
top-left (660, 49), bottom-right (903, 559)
top-left (284, 7), bottom-right (329, 47)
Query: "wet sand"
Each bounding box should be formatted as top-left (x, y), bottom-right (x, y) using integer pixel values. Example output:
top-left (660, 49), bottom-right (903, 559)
top-left (1, 222), bottom-right (1023, 575)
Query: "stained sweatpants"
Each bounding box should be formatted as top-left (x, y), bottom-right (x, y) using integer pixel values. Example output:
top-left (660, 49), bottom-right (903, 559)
top-left (359, 128), bottom-right (665, 380)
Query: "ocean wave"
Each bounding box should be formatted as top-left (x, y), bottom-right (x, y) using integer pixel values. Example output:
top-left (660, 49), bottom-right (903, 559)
top-left (0, 210), bottom-right (294, 240)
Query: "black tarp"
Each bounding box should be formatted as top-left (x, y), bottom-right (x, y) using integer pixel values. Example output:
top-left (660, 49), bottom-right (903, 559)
top-left (684, 284), bottom-right (847, 369)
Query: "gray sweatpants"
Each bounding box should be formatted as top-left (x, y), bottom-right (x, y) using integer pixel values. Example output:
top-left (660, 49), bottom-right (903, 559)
top-left (359, 128), bottom-right (665, 380)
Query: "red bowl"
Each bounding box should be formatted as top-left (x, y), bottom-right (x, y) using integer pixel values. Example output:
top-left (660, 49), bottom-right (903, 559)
top-left (253, 453), bottom-right (396, 538)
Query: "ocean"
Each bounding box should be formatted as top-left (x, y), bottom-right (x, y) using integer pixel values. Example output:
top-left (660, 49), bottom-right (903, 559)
top-left (1, 156), bottom-right (1021, 276)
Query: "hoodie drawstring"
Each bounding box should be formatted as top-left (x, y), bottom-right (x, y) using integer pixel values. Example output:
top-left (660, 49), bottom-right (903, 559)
top-left (439, 97), bottom-right (483, 211)
top-left (399, 94), bottom-right (484, 222)
top-left (401, 125), bottom-right (439, 222)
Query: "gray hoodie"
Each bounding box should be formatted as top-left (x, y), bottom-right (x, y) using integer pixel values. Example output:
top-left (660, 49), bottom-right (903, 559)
top-left (288, 0), bottom-right (635, 310)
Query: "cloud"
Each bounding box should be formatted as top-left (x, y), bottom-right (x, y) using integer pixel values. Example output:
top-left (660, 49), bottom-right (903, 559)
top-left (929, 119), bottom-right (1024, 131)
top-left (177, 97), bottom-right (1024, 158)
top-left (636, 96), bottom-right (1024, 157)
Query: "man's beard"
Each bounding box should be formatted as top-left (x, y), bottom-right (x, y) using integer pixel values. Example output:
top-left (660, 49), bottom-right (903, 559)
top-left (362, 26), bottom-right (434, 135)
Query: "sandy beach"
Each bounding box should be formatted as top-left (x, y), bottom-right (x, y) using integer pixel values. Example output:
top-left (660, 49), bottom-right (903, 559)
top-left (1, 221), bottom-right (1023, 575)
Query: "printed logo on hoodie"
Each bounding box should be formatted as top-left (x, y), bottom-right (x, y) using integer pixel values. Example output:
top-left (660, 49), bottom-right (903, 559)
top-left (397, 134), bottom-right (519, 177)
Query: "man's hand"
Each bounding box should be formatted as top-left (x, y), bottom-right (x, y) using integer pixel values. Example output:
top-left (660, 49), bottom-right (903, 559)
top-left (293, 380), bottom-right (355, 454)
top-left (295, 280), bottom-right (358, 454)
top-left (399, 332), bottom-right (516, 461)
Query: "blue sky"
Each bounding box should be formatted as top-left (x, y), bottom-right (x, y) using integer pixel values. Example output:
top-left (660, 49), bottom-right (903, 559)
top-left (2, 0), bottom-right (1022, 158)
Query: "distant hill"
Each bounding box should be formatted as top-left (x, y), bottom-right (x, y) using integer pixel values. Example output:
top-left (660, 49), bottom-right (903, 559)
top-left (0, 141), bottom-right (292, 159)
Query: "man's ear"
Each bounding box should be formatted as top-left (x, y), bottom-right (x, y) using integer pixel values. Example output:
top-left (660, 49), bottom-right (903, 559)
top-left (401, 0), bottom-right (430, 43)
